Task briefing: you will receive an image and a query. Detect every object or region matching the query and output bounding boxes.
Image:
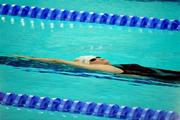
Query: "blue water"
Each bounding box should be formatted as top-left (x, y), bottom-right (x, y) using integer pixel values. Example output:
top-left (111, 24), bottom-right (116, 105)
top-left (0, 0), bottom-right (180, 120)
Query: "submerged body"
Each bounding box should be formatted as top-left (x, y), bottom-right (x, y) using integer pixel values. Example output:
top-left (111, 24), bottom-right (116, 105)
top-left (113, 64), bottom-right (180, 81)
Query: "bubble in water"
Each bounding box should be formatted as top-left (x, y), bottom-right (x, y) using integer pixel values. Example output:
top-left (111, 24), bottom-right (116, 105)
top-left (41, 21), bottom-right (45, 29)
top-left (1, 16), bottom-right (6, 22)
top-left (60, 23), bottom-right (64, 28)
top-left (10, 17), bottom-right (14, 24)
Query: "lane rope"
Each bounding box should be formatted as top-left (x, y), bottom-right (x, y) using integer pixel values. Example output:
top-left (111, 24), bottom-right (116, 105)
top-left (0, 3), bottom-right (179, 31)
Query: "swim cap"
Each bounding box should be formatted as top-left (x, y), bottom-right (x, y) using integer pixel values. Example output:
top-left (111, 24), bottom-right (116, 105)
top-left (75, 55), bottom-right (97, 64)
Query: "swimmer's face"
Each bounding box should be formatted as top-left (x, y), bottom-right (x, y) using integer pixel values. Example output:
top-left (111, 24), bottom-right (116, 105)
top-left (89, 57), bottom-right (110, 65)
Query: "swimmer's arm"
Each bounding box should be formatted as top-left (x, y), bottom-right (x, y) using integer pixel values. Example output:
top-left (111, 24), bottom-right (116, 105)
top-left (53, 59), bottom-right (124, 74)
top-left (16, 56), bottom-right (124, 74)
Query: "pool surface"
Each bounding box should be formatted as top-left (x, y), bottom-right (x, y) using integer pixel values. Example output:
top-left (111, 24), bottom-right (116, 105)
top-left (0, 0), bottom-right (180, 120)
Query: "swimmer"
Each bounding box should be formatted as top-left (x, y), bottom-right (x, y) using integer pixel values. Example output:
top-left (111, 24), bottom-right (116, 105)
top-left (15, 55), bottom-right (180, 81)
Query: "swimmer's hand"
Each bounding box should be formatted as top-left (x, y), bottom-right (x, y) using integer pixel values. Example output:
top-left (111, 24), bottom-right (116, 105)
top-left (12, 55), bottom-right (32, 60)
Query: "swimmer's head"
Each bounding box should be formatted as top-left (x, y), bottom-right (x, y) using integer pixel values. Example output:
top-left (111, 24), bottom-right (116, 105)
top-left (74, 55), bottom-right (109, 65)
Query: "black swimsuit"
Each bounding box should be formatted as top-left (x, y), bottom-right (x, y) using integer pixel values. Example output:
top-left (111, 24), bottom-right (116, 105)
top-left (113, 64), bottom-right (180, 81)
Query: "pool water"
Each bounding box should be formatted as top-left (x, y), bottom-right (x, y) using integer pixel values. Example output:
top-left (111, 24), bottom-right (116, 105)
top-left (0, 0), bottom-right (180, 120)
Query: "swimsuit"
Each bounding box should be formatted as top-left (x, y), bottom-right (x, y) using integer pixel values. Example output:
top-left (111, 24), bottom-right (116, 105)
top-left (113, 64), bottom-right (180, 81)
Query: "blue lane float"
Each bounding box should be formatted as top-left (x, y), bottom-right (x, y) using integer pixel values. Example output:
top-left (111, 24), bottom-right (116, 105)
top-left (0, 92), bottom-right (179, 120)
top-left (0, 3), bottom-right (179, 31)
